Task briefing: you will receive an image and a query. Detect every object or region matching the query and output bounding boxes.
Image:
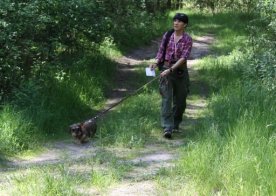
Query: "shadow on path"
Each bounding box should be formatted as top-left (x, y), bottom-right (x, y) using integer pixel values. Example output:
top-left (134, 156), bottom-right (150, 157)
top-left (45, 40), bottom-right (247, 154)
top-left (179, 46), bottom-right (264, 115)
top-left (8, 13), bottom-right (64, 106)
top-left (0, 34), bottom-right (215, 196)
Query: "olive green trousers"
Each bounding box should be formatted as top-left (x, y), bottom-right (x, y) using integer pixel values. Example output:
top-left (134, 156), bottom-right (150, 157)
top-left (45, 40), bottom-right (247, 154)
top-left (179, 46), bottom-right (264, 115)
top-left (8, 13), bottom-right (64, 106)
top-left (159, 68), bottom-right (189, 130)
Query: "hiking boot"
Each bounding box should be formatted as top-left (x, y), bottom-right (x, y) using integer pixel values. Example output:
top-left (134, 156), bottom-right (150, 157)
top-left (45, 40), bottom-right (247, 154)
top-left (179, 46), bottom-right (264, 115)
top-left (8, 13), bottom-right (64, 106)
top-left (173, 124), bottom-right (179, 130)
top-left (163, 128), bottom-right (172, 139)
top-left (173, 124), bottom-right (181, 133)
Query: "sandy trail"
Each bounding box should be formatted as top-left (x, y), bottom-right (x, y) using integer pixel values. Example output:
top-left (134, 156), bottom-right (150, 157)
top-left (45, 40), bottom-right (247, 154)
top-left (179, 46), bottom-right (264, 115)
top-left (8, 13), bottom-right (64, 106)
top-left (0, 34), bottom-right (214, 195)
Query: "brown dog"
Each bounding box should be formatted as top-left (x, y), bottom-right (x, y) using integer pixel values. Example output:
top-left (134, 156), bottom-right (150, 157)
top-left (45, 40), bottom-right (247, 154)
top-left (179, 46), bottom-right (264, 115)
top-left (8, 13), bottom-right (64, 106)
top-left (69, 119), bottom-right (97, 144)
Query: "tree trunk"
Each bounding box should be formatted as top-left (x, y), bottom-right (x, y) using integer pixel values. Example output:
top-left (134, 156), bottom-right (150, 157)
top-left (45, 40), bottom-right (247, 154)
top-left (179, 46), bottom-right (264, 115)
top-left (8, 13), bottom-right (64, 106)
top-left (157, 0), bottom-right (160, 11)
top-left (145, 0), bottom-right (154, 13)
top-left (176, 0), bottom-right (181, 9)
top-left (167, 0), bottom-right (172, 9)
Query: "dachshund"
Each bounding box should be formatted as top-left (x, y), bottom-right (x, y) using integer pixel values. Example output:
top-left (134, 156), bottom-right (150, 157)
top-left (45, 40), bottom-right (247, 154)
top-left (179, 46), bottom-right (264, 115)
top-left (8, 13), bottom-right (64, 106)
top-left (69, 119), bottom-right (97, 144)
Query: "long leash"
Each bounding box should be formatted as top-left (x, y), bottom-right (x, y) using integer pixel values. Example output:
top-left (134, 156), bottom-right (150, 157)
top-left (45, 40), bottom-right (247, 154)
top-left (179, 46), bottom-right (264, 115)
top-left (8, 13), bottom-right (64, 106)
top-left (91, 75), bottom-right (159, 121)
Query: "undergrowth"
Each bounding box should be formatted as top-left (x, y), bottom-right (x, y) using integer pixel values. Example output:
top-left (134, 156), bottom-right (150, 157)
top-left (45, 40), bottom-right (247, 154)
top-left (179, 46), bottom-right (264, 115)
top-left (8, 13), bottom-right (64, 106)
top-left (0, 10), bottom-right (170, 155)
top-left (156, 9), bottom-right (276, 195)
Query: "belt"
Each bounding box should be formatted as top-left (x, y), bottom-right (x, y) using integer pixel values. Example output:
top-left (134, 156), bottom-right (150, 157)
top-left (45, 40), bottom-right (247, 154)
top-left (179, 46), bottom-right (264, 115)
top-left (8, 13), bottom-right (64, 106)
top-left (164, 61), bottom-right (177, 67)
top-left (164, 60), bottom-right (187, 70)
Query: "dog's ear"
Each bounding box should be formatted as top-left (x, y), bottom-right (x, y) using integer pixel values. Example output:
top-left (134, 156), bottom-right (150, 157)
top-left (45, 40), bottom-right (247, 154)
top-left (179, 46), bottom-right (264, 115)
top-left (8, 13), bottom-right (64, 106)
top-left (80, 122), bottom-right (84, 129)
top-left (81, 120), bottom-right (97, 138)
top-left (69, 124), bottom-right (74, 133)
top-left (69, 123), bottom-right (81, 132)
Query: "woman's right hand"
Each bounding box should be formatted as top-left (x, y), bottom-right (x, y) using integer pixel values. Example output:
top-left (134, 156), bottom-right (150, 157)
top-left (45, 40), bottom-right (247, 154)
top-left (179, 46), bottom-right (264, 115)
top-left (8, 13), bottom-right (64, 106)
top-left (149, 63), bottom-right (157, 70)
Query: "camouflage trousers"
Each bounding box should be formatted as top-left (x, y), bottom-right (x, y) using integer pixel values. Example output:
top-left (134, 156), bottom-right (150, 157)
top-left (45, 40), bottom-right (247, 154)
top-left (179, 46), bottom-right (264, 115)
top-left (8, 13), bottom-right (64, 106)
top-left (159, 68), bottom-right (189, 129)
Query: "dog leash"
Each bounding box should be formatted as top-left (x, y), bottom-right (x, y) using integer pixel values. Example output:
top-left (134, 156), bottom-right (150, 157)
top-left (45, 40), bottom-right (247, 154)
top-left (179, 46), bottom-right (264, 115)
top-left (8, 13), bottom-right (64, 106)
top-left (91, 75), bottom-right (160, 121)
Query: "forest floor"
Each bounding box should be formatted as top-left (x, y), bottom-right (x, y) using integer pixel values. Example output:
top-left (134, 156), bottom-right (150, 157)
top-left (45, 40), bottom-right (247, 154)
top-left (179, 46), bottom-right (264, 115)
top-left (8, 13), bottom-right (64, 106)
top-left (0, 34), bottom-right (214, 195)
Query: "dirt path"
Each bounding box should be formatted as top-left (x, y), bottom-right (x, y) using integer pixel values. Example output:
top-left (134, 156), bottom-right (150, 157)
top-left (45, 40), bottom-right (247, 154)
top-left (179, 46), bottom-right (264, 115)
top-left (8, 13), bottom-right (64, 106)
top-left (0, 34), bottom-right (214, 195)
top-left (105, 34), bottom-right (215, 195)
top-left (104, 38), bottom-right (161, 108)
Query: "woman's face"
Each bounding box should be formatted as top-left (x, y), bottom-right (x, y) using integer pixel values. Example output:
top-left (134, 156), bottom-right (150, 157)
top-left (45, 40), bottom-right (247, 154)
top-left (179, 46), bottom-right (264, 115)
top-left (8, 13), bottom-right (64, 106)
top-left (173, 19), bottom-right (186, 31)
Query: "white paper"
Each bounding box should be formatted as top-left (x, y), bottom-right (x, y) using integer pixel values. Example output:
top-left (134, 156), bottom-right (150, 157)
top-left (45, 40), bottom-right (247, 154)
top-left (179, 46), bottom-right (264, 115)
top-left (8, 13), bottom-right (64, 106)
top-left (145, 68), bottom-right (156, 77)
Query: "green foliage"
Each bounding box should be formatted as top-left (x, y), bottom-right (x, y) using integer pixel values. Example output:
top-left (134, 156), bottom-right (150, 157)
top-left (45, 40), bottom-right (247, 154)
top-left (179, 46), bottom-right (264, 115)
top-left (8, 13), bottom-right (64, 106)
top-left (172, 81), bottom-right (276, 195)
top-left (1, 151), bottom-right (133, 194)
top-left (0, 105), bottom-right (36, 153)
top-left (244, 1), bottom-right (276, 90)
top-left (187, 0), bottom-right (259, 13)
top-left (0, 0), bottom-right (105, 98)
top-left (3, 165), bottom-right (80, 195)
top-left (0, 0), bottom-right (169, 100)
top-left (0, 0), bottom-right (172, 155)
top-left (97, 88), bottom-right (160, 148)
top-left (156, 7), bottom-right (276, 195)
top-left (0, 52), bottom-right (117, 154)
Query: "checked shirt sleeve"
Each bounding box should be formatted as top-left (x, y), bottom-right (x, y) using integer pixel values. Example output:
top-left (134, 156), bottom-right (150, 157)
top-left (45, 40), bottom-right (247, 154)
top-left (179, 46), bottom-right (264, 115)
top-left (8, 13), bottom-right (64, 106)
top-left (155, 32), bottom-right (167, 63)
top-left (180, 36), bottom-right (193, 60)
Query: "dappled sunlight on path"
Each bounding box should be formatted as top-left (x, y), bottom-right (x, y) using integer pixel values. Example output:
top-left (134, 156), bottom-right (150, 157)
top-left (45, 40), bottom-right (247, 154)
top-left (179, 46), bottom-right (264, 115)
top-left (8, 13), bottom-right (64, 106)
top-left (0, 34), bottom-right (214, 195)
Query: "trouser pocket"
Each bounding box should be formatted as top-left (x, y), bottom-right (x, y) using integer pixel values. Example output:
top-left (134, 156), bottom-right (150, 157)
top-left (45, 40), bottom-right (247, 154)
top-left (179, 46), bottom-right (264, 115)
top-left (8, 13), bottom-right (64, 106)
top-left (174, 67), bottom-right (190, 94)
top-left (159, 76), bottom-right (168, 97)
top-left (175, 69), bottom-right (185, 78)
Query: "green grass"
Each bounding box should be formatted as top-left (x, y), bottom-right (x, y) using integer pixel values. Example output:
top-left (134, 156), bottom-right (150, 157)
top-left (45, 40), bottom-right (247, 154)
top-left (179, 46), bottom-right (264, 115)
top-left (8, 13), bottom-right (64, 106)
top-left (0, 149), bottom-right (134, 195)
top-left (97, 89), bottom-right (161, 148)
top-left (0, 52), bottom-right (117, 155)
top-left (1, 6), bottom-right (275, 196)
top-left (155, 9), bottom-right (276, 196)
top-left (0, 11), bottom-right (170, 191)
top-left (0, 8), bottom-right (171, 156)
top-left (158, 83), bottom-right (276, 195)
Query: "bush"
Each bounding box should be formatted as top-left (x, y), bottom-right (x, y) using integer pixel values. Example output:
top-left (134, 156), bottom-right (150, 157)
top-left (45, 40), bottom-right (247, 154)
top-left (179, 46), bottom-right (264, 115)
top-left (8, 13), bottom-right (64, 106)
top-left (0, 0), bottom-right (171, 154)
top-left (0, 0), bottom-right (169, 100)
top-left (0, 0), bottom-right (107, 98)
top-left (245, 1), bottom-right (276, 90)
top-left (0, 105), bottom-right (36, 153)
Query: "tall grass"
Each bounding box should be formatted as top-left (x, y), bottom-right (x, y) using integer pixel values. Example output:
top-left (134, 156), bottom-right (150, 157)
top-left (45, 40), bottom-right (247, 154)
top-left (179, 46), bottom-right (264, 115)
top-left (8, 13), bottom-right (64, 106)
top-left (156, 10), bottom-right (276, 195)
top-left (169, 81), bottom-right (276, 195)
top-left (0, 11), bottom-right (170, 155)
top-left (0, 52), bottom-right (116, 154)
top-left (0, 150), bottom-right (133, 195)
top-left (1, 6), bottom-right (274, 195)
top-left (97, 87), bottom-right (161, 148)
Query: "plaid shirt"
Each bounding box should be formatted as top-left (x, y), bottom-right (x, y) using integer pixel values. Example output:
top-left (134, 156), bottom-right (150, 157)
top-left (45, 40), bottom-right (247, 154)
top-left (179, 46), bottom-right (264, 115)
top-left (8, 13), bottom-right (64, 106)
top-left (156, 31), bottom-right (192, 65)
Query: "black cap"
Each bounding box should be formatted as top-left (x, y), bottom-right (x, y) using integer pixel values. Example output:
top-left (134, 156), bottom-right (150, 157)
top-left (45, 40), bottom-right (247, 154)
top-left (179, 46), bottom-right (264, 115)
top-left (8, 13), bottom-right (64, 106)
top-left (173, 13), bottom-right (189, 24)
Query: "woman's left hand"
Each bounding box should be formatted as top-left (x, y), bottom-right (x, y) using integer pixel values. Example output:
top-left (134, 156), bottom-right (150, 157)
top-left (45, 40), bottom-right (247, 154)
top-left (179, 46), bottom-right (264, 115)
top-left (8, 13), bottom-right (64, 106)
top-left (160, 69), bottom-right (171, 77)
